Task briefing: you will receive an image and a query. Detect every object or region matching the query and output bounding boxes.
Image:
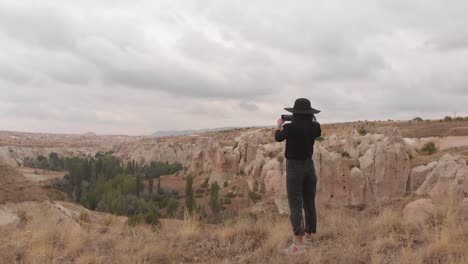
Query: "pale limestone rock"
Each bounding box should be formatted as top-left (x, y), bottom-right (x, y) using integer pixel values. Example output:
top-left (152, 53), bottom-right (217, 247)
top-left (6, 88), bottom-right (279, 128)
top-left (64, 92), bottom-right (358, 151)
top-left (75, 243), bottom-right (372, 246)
top-left (313, 144), bottom-right (361, 206)
top-left (403, 199), bottom-right (434, 225)
top-left (416, 154), bottom-right (468, 199)
top-left (359, 139), bottom-right (411, 203)
top-left (0, 146), bottom-right (99, 167)
top-left (260, 158), bottom-right (281, 180)
top-left (409, 162), bottom-right (437, 191)
top-left (349, 167), bottom-right (366, 206)
top-left (274, 196), bottom-right (290, 215)
top-left (3, 126), bottom-right (416, 213)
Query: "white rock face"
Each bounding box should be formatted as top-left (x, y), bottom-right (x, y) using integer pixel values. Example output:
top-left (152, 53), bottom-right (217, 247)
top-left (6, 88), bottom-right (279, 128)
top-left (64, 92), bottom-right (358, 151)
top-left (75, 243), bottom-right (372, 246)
top-left (316, 127), bottom-right (411, 206)
top-left (416, 154), bottom-right (468, 199)
top-left (409, 162), bottom-right (438, 191)
top-left (403, 199), bottom-right (434, 225)
top-left (114, 140), bottom-right (197, 168)
top-left (115, 127), bottom-right (412, 210)
top-left (2, 127), bottom-right (417, 212)
top-left (349, 167), bottom-right (366, 206)
top-left (0, 146), bottom-right (99, 167)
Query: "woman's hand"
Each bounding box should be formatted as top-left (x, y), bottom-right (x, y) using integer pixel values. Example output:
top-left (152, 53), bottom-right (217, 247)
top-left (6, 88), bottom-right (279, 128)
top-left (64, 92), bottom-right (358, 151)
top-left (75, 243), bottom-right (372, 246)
top-left (277, 118), bottom-right (285, 130)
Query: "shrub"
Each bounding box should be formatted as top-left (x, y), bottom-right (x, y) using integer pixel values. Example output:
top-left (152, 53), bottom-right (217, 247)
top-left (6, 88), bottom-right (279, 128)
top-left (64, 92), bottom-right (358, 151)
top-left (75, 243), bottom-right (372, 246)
top-left (225, 192), bottom-right (236, 198)
top-left (413, 117), bottom-right (423, 122)
top-left (145, 208), bottom-right (160, 229)
top-left (48, 190), bottom-right (66, 201)
top-left (102, 216), bottom-right (113, 226)
top-left (444, 116), bottom-right (453, 122)
top-left (80, 212), bottom-right (90, 223)
top-left (223, 198), bottom-right (232, 205)
top-left (223, 181), bottom-right (229, 188)
top-left (248, 191), bottom-right (262, 203)
top-left (16, 210), bottom-right (29, 225)
top-left (464, 117), bottom-right (468, 121)
top-left (341, 152), bottom-right (351, 158)
top-left (316, 136), bottom-right (324, 142)
top-left (128, 214), bottom-right (145, 227)
top-left (357, 128), bottom-right (367, 136)
top-left (454, 117), bottom-right (464, 121)
top-left (421, 142), bottom-right (437, 155)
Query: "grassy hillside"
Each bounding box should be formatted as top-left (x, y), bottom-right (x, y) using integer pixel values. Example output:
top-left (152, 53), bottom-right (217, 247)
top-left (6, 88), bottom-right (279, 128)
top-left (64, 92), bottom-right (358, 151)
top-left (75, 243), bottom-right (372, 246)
top-left (1, 196), bottom-right (468, 264)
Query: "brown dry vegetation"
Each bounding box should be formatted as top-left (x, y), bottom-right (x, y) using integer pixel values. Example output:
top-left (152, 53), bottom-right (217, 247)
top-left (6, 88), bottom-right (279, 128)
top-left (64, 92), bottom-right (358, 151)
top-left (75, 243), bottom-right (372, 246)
top-left (1, 196), bottom-right (468, 264)
top-left (0, 161), bottom-right (47, 204)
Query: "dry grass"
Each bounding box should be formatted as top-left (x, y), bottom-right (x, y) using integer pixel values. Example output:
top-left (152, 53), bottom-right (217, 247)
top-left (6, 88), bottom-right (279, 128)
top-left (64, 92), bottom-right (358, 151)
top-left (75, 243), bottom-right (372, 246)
top-left (1, 198), bottom-right (468, 264)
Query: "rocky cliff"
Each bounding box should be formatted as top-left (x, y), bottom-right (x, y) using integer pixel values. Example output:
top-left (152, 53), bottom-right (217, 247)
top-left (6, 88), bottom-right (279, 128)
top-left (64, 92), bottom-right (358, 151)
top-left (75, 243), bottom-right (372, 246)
top-left (115, 127), bottom-right (413, 211)
top-left (7, 127), bottom-right (451, 212)
top-left (414, 154), bottom-right (468, 198)
top-left (0, 146), bottom-right (101, 167)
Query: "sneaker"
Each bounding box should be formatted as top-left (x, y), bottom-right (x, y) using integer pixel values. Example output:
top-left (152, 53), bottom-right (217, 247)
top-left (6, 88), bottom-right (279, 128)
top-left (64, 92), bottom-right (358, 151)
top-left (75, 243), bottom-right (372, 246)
top-left (283, 242), bottom-right (308, 255)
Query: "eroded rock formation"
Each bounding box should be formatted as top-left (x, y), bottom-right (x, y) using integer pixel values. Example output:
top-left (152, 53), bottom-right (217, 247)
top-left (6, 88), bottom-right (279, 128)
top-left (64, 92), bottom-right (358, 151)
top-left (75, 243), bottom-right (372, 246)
top-left (117, 128), bottom-right (413, 209)
top-left (2, 127), bottom-right (422, 212)
top-left (415, 154), bottom-right (468, 199)
top-left (0, 146), bottom-right (100, 167)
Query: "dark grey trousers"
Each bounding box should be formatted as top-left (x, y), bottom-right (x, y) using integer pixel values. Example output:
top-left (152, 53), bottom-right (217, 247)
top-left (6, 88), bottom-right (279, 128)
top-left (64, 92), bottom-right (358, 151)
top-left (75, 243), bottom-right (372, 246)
top-left (286, 159), bottom-right (317, 236)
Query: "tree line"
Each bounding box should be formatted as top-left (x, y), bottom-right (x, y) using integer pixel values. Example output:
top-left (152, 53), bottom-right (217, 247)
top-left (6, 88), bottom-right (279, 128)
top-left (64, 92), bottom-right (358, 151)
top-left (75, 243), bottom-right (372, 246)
top-left (27, 152), bottom-right (231, 225)
top-left (41, 153), bottom-right (183, 227)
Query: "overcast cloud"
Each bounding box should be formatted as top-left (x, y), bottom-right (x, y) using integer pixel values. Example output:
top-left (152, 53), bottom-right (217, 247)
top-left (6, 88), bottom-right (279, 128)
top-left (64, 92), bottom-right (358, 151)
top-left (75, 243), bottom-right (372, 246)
top-left (1, 0), bottom-right (468, 135)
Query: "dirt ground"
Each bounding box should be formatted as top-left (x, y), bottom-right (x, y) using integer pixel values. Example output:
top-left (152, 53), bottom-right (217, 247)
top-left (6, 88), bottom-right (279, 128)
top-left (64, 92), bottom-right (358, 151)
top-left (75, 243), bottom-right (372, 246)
top-left (0, 161), bottom-right (47, 204)
top-left (19, 167), bottom-right (68, 183)
top-left (320, 120), bottom-right (468, 139)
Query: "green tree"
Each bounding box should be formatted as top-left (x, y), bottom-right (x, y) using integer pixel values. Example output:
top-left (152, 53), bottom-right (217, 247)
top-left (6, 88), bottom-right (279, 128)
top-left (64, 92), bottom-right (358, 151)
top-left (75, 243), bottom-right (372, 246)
top-left (48, 152), bottom-right (64, 171)
top-left (444, 116), bottom-right (453, 122)
top-left (136, 174), bottom-right (142, 198)
top-left (185, 176), bottom-right (196, 213)
top-left (148, 177), bottom-right (154, 194)
top-left (209, 182), bottom-right (221, 214)
top-left (157, 177), bottom-right (162, 194)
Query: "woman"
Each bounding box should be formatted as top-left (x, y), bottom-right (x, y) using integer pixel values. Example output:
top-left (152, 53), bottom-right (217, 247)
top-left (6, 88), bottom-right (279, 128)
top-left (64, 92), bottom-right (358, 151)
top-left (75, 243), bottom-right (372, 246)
top-left (275, 98), bottom-right (321, 253)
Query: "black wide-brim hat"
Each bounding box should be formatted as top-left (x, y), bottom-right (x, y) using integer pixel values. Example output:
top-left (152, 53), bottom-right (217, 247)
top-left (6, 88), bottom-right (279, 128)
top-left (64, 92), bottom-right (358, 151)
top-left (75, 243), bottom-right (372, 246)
top-left (285, 98), bottom-right (320, 114)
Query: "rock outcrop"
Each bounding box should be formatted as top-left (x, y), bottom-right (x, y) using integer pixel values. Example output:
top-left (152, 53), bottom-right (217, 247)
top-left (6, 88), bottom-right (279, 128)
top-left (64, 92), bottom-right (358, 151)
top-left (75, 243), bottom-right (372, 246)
top-left (409, 162), bottom-right (438, 191)
top-left (1, 127), bottom-right (417, 212)
top-left (415, 154), bottom-right (468, 199)
top-left (116, 127), bottom-right (413, 209)
top-left (403, 199), bottom-right (434, 225)
top-left (0, 146), bottom-right (100, 167)
top-left (315, 128), bottom-right (412, 206)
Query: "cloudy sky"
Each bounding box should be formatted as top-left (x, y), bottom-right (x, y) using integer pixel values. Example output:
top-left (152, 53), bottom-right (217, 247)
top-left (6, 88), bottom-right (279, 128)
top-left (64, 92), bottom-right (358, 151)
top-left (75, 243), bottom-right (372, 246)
top-left (1, 0), bottom-right (467, 135)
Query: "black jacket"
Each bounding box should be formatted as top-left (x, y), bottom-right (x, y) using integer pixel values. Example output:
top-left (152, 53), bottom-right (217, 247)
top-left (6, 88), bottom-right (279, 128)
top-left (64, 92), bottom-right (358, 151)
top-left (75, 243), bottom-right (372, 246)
top-left (275, 116), bottom-right (321, 160)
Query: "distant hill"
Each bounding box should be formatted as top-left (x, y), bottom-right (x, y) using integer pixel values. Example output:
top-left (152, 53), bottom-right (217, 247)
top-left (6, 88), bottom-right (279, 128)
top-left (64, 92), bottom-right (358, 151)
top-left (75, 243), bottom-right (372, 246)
top-left (150, 127), bottom-right (238, 137)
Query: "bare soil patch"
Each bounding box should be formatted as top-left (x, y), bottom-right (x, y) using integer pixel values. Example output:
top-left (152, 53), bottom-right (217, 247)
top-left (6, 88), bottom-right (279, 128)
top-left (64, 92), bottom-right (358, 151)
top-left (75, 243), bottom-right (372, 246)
top-left (0, 208), bottom-right (18, 226)
top-left (19, 167), bottom-right (67, 183)
top-left (0, 161), bottom-right (47, 204)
